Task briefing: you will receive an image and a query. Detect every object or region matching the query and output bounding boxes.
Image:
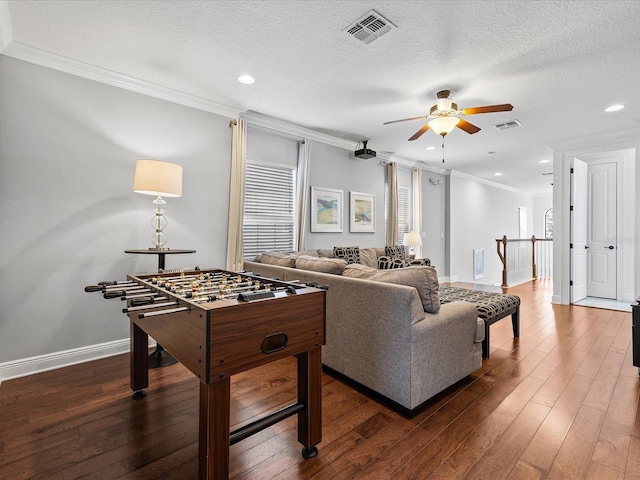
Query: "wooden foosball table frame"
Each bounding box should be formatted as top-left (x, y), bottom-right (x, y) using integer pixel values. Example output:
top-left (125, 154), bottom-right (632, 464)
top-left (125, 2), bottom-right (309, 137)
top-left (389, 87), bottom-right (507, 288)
top-left (118, 268), bottom-right (326, 479)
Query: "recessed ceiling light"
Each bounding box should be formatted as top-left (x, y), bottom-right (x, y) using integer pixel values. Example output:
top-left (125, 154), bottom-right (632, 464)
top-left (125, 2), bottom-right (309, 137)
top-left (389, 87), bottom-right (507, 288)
top-left (238, 74), bottom-right (256, 85)
top-left (539, 159), bottom-right (550, 164)
top-left (426, 146), bottom-right (436, 151)
top-left (494, 172), bottom-right (503, 177)
top-left (605, 104), bottom-right (625, 112)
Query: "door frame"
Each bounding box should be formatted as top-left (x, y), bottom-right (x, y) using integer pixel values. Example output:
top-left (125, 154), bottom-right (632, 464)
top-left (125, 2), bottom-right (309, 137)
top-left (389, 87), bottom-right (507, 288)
top-left (551, 130), bottom-right (638, 305)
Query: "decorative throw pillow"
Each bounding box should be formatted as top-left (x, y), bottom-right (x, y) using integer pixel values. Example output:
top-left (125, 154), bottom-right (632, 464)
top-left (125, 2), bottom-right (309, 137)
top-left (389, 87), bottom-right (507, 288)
top-left (343, 264), bottom-right (440, 313)
top-left (385, 245), bottom-right (407, 260)
top-left (295, 255), bottom-right (347, 275)
top-left (377, 255), bottom-right (407, 270)
top-left (408, 258), bottom-right (431, 266)
top-left (333, 246), bottom-right (360, 265)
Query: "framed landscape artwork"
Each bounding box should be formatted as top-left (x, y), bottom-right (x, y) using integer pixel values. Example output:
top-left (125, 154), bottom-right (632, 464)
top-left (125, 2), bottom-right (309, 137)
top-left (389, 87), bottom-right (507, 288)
top-left (311, 186), bottom-right (343, 232)
top-left (349, 191), bottom-right (375, 233)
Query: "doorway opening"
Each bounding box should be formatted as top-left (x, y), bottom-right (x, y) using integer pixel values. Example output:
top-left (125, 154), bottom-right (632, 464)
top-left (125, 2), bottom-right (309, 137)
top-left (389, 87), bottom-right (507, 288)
top-left (570, 148), bottom-right (636, 310)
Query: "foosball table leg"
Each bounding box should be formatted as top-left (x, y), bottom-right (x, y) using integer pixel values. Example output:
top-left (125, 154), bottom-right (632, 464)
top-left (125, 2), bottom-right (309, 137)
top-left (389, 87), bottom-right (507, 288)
top-left (199, 378), bottom-right (231, 480)
top-left (130, 322), bottom-right (149, 398)
top-left (296, 347), bottom-right (322, 459)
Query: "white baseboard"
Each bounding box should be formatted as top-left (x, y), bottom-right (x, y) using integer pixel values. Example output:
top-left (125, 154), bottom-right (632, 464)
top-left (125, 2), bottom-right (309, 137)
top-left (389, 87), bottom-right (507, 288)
top-left (0, 338), bottom-right (154, 382)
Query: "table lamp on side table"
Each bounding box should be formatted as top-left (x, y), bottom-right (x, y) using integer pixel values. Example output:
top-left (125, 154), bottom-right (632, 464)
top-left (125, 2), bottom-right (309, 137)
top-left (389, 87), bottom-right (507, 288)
top-left (130, 159), bottom-right (191, 368)
top-left (403, 231), bottom-right (422, 259)
top-left (133, 159), bottom-right (182, 250)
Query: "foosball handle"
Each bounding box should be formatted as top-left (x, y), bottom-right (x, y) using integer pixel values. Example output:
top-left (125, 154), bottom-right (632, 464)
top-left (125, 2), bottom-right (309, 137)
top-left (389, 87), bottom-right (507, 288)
top-left (130, 296), bottom-right (156, 307)
top-left (84, 285), bottom-right (103, 292)
top-left (103, 290), bottom-right (126, 299)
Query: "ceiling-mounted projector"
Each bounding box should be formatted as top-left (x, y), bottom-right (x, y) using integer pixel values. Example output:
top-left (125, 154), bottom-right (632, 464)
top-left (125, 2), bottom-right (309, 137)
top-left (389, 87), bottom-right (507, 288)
top-left (353, 140), bottom-right (376, 159)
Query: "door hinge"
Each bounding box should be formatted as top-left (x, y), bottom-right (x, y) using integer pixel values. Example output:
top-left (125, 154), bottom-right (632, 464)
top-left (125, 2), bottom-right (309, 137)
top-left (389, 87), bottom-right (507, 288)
top-left (570, 243), bottom-right (573, 249)
top-left (570, 205), bottom-right (574, 211)
top-left (570, 280), bottom-right (573, 286)
top-left (571, 167), bottom-right (574, 173)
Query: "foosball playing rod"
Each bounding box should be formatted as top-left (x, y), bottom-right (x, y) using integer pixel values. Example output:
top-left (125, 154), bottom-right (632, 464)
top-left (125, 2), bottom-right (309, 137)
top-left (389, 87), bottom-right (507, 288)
top-left (123, 301), bottom-right (178, 313)
top-left (138, 306), bottom-right (190, 318)
top-left (180, 282), bottom-right (274, 297)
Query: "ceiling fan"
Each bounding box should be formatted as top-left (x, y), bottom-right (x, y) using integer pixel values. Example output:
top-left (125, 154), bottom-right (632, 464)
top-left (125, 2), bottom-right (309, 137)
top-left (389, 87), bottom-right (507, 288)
top-left (384, 89), bottom-right (513, 141)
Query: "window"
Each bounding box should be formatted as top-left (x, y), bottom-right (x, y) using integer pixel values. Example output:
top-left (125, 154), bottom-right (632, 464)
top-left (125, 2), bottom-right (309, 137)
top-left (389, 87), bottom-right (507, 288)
top-left (544, 208), bottom-right (554, 239)
top-left (243, 159), bottom-right (296, 259)
top-left (397, 185), bottom-right (411, 245)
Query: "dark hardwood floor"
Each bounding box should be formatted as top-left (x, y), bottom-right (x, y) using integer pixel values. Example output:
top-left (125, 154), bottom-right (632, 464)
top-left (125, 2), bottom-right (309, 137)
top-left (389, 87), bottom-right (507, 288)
top-left (2, 279), bottom-right (639, 479)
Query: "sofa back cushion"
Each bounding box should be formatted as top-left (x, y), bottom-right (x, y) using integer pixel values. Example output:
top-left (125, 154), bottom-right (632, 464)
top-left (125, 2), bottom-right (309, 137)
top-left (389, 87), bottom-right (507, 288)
top-left (343, 264), bottom-right (440, 313)
top-left (258, 251), bottom-right (297, 267)
top-left (296, 255), bottom-right (347, 275)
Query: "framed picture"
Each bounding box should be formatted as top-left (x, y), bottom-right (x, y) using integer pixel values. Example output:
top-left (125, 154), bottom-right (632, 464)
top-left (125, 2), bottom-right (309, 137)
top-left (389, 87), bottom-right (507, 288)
top-left (311, 186), bottom-right (343, 232)
top-left (349, 191), bottom-right (375, 233)
top-left (474, 248), bottom-right (484, 279)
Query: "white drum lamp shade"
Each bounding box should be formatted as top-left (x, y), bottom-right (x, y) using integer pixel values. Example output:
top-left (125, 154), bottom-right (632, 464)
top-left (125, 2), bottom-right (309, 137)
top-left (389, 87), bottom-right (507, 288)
top-left (133, 160), bottom-right (183, 249)
top-left (403, 232), bottom-right (422, 248)
top-left (133, 159), bottom-right (182, 197)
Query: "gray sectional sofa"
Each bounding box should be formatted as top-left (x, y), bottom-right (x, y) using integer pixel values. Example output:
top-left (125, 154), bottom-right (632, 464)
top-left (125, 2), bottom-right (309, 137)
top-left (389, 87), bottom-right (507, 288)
top-left (244, 247), bottom-right (485, 414)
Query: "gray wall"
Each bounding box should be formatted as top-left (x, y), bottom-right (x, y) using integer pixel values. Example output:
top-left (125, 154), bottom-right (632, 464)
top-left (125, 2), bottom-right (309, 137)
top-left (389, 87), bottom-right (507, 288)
top-left (305, 142), bottom-right (386, 249)
top-left (0, 56), bottom-right (232, 365)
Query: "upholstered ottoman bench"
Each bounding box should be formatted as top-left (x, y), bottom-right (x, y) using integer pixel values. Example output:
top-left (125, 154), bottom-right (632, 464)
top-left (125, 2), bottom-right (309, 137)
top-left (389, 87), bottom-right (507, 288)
top-left (439, 286), bottom-right (520, 359)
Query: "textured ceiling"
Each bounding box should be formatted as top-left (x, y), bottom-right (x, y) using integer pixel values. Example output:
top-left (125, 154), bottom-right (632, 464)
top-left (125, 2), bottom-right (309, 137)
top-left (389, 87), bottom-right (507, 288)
top-left (2, 0), bottom-right (640, 194)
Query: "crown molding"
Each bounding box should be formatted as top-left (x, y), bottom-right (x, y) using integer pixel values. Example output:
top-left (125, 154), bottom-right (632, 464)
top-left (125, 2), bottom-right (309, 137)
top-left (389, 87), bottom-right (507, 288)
top-left (548, 126), bottom-right (640, 153)
top-left (1, 40), bottom-right (244, 118)
top-left (0, 0), bottom-right (12, 50)
top-left (241, 111), bottom-right (359, 150)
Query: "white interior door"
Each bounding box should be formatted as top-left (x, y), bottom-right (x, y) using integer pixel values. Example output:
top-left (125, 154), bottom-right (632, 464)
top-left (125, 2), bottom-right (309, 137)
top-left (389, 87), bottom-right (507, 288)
top-left (586, 162), bottom-right (617, 298)
top-left (571, 159), bottom-right (587, 302)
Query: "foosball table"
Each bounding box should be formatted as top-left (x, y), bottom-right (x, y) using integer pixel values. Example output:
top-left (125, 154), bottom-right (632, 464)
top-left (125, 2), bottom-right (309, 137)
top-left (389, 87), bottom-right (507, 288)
top-left (86, 267), bottom-right (326, 480)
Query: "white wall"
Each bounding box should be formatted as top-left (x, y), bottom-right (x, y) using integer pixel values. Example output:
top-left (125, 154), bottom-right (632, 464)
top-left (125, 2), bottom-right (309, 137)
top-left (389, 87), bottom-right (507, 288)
top-left (0, 56), bottom-right (232, 372)
top-left (449, 171), bottom-right (534, 285)
top-left (422, 171), bottom-right (447, 274)
top-left (533, 193), bottom-right (553, 238)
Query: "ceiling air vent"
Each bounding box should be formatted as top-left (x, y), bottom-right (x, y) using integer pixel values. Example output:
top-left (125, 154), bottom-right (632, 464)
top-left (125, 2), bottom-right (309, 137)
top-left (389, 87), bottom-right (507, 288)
top-left (493, 119), bottom-right (523, 131)
top-left (344, 10), bottom-right (396, 44)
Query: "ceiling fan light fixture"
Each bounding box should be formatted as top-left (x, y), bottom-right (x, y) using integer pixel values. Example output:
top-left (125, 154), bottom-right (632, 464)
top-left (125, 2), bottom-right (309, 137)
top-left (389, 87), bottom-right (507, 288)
top-left (428, 116), bottom-right (460, 135)
top-left (436, 97), bottom-right (453, 111)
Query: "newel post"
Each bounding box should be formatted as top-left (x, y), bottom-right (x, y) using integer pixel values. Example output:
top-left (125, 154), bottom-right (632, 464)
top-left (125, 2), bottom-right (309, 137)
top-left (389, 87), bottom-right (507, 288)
top-left (496, 235), bottom-right (508, 287)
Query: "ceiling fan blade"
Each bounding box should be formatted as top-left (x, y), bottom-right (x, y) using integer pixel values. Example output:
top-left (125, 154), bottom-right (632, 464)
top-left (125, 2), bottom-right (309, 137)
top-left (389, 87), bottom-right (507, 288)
top-left (383, 115), bottom-right (428, 125)
top-left (408, 124), bottom-right (430, 141)
top-left (456, 118), bottom-right (481, 134)
top-left (459, 104), bottom-right (513, 115)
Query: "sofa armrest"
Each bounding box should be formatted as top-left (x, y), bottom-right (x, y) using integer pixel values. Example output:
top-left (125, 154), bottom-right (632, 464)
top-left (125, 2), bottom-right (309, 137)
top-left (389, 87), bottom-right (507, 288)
top-left (409, 301), bottom-right (481, 406)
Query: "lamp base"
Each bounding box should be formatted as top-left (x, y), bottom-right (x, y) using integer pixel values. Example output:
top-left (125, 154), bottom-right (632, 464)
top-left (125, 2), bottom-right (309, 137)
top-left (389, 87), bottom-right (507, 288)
top-left (148, 344), bottom-right (177, 368)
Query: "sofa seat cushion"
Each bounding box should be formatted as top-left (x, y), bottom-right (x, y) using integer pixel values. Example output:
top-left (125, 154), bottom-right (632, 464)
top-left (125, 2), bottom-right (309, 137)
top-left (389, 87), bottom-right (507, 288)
top-left (333, 246), bottom-right (360, 264)
top-left (343, 264), bottom-right (440, 313)
top-left (295, 255), bottom-right (347, 275)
